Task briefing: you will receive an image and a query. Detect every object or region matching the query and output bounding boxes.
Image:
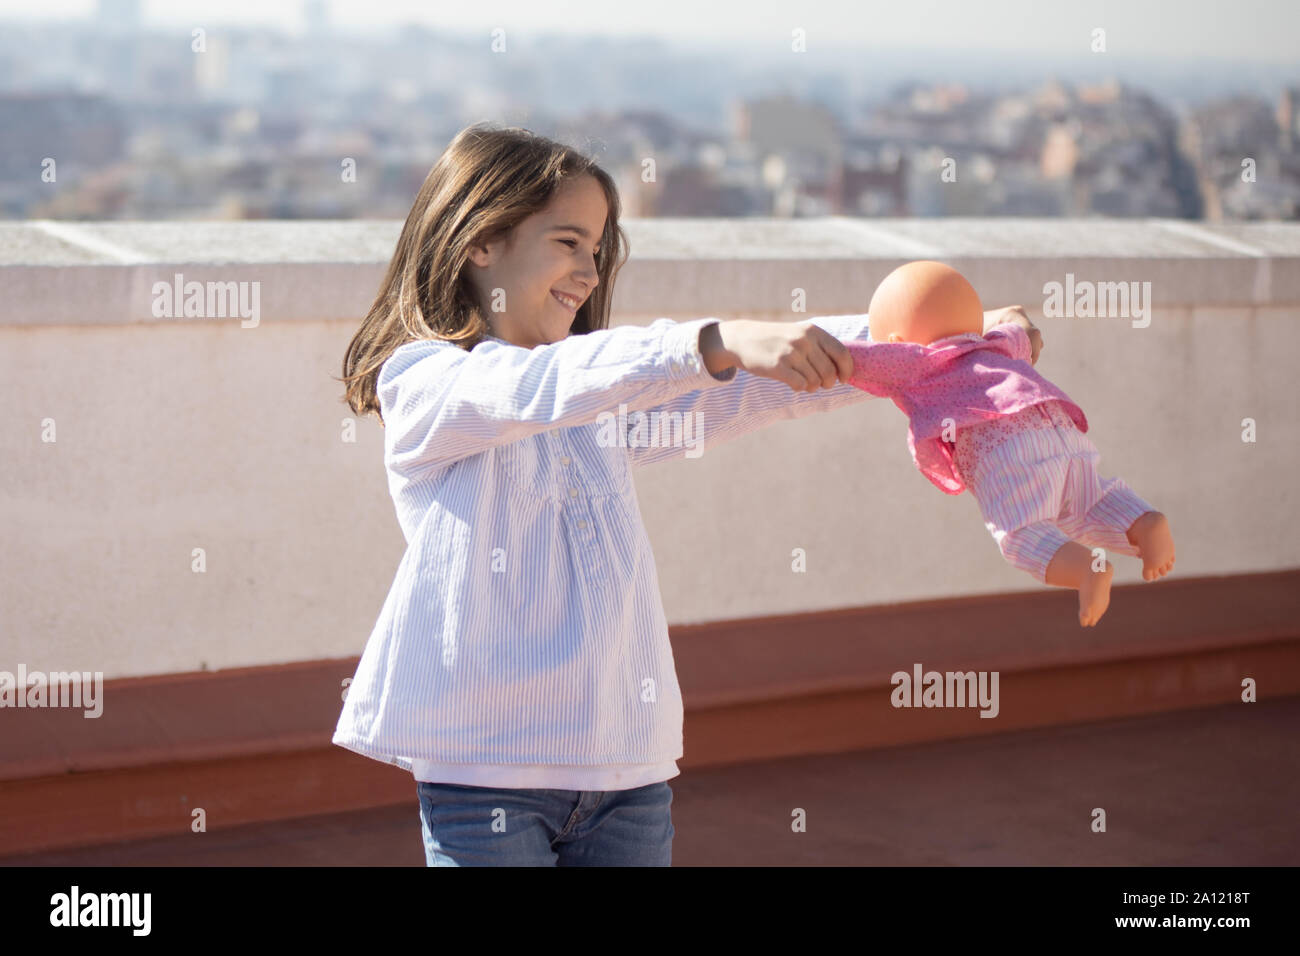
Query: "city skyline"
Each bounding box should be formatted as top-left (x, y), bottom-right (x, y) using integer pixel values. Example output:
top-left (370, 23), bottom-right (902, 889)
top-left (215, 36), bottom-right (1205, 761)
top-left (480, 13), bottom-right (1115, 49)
top-left (0, 0), bottom-right (1298, 64)
top-left (2, 0), bottom-right (1296, 221)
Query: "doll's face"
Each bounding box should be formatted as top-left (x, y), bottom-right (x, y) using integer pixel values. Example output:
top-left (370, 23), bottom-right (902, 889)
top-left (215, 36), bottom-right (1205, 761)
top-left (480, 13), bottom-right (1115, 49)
top-left (868, 262), bottom-right (984, 345)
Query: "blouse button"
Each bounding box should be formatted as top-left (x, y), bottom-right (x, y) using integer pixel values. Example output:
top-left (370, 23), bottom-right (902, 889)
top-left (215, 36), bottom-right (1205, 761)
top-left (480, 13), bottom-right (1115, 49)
top-left (559, 455), bottom-right (571, 466)
top-left (569, 488), bottom-right (579, 498)
top-left (577, 519), bottom-right (588, 529)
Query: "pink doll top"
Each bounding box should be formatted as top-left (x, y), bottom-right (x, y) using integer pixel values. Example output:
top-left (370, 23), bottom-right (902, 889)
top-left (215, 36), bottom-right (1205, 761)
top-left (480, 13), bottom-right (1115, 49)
top-left (844, 323), bottom-right (1088, 495)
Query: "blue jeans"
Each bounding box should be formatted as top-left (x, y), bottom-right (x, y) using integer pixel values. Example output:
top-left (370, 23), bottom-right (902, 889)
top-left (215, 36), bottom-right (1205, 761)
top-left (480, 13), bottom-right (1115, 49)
top-left (416, 780), bottom-right (674, 866)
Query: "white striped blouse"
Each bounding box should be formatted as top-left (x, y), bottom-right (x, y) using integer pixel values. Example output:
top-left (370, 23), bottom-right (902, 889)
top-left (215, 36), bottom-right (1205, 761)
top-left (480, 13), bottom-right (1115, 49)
top-left (332, 312), bottom-right (874, 790)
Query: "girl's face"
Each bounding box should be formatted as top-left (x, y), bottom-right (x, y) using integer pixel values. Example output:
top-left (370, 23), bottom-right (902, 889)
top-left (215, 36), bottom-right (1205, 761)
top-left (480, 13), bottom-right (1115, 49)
top-left (467, 173), bottom-right (607, 349)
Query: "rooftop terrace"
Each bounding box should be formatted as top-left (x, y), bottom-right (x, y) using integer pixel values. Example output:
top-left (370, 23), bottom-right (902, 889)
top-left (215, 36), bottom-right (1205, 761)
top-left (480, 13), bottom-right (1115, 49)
top-left (1, 217), bottom-right (1297, 864)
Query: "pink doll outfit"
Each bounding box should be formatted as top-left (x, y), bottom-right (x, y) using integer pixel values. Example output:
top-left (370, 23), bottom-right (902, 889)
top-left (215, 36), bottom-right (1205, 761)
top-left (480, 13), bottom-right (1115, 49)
top-left (845, 324), bottom-right (1155, 583)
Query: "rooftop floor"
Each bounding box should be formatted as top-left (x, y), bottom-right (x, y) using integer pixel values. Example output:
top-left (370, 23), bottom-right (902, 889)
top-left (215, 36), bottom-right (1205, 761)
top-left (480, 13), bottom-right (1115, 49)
top-left (6, 696), bottom-right (1296, 866)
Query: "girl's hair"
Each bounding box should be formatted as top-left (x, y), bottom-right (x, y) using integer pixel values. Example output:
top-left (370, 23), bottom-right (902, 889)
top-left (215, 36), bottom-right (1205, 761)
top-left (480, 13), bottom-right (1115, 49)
top-left (340, 123), bottom-right (629, 424)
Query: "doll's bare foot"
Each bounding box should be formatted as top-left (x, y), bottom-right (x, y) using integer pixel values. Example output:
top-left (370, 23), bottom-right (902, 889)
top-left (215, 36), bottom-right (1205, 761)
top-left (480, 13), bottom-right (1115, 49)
top-left (1126, 511), bottom-right (1175, 581)
top-left (1045, 540), bottom-right (1114, 627)
top-left (1076, 562), bottom-right (1114, 627)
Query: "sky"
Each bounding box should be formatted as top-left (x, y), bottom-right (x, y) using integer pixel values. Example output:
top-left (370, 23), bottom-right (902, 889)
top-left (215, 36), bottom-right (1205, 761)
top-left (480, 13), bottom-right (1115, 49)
top-left (0, 0), bottom-right (1297, 63)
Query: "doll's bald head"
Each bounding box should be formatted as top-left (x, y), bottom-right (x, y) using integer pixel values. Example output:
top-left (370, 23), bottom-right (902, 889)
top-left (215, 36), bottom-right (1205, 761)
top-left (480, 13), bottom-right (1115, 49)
top-left (867, 261), bottom-right (984, 346)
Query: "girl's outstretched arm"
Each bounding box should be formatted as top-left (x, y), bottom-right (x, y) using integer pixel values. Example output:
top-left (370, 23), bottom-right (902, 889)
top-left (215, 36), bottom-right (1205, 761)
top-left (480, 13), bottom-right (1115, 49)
top-left (380, 318), bottom-right (736, 477)
top-left (625, 313), bottom-right (875, 468)
top-left (623, 305), bottom-right (1043, 467)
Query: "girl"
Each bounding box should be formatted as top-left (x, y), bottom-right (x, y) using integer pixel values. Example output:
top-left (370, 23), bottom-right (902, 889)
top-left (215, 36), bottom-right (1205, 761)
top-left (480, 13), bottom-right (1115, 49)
top-left (335, 123), bottom-right (1039, 866)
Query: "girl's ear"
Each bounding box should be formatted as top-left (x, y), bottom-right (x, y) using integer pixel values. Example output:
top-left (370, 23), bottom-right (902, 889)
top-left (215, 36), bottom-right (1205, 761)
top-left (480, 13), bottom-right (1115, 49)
top-left (468, 228), bottom-right (513, 268)
top-left (466, 241), bottom-right (493, 267)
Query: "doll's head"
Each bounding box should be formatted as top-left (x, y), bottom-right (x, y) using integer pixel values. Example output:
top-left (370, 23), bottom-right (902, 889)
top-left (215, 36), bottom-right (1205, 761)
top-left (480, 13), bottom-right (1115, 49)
top-left (867, 261), bottom-right (984, 346)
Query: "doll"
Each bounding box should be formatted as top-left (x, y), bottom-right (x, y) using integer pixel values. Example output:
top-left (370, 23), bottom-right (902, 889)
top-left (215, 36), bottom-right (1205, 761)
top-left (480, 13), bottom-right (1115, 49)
top-left (845, 261), bottom-right (1175, 627)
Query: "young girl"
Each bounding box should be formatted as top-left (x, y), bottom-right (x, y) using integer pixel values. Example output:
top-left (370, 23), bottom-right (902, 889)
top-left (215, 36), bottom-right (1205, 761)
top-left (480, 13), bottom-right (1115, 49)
top-left (335, 123), bottom-right (1039, 866)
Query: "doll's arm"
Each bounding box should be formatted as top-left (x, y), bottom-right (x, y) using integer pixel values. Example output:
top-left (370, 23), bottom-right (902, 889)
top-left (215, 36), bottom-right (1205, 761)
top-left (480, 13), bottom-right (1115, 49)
top-left (983, 322), bottom-right (1033, 364)
top-left (983, 306), bottom-right (1042, 364)
top-left (844, 339), bottom-right (933, 395)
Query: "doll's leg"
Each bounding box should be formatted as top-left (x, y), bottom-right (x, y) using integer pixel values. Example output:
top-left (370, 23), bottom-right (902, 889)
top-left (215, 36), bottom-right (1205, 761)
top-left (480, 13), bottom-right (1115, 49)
top-left (1060, 441), bottom-right (1175, 581)
top-left (991, 523), bottom-right (1115, 626)
top-left (991, 521), bottom-right (1072, 584)
top-left (969, 435), bottom-right (1115, 626)
top-left (1123, 508), bottom-right (1176, 580)
top-left (966, 435), bottom-right (1070, 584)
top-left (1087, 475), bottom-right (1173, 580)
top-left (966, 417), bottom-right (1079, 577)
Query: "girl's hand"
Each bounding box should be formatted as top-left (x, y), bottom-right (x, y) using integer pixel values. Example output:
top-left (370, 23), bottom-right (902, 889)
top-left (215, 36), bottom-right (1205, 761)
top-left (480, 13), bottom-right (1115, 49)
top-left (983, 305), bottom-right (1043, 365)
top-left (706, 319), bottom-right (855, 392)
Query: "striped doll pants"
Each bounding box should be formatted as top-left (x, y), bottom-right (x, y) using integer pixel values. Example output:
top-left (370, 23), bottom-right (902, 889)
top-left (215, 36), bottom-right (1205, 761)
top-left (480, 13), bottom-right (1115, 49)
top-left (954, 401), bottom-right (1155, 583)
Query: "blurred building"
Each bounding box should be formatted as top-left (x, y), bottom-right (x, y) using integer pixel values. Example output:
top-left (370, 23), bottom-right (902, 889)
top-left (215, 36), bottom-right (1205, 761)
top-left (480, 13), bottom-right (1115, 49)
top-left (0, 93), bottom-right (126, 216)
top-left (1188, 92), bottom-right (1300, 220)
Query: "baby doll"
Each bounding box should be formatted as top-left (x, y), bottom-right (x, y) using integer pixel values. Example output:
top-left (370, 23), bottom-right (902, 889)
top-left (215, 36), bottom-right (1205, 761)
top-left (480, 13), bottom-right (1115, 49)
top-left (846, 261), bottom-right (1175, 627)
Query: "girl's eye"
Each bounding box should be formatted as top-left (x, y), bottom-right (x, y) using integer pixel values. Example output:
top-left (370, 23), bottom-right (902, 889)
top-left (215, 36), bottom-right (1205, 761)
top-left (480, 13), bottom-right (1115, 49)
top-left (561, 239), bottom-right (601, 257)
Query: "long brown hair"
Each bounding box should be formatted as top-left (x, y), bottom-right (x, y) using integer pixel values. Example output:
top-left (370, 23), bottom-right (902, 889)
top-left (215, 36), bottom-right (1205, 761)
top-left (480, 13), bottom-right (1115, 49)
top-left (340, 123), bottom-right (629, 424)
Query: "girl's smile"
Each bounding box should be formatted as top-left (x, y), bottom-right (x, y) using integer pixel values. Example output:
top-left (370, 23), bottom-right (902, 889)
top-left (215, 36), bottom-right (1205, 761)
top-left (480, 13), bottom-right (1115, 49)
top-left (551, 288), bottom-right (583, 313)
